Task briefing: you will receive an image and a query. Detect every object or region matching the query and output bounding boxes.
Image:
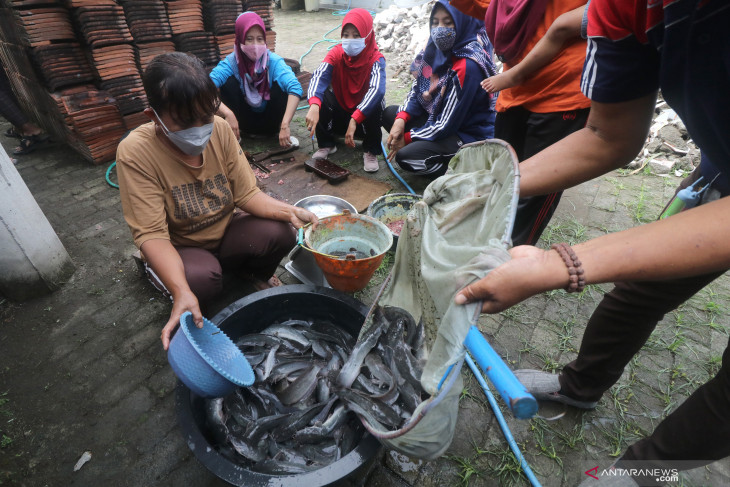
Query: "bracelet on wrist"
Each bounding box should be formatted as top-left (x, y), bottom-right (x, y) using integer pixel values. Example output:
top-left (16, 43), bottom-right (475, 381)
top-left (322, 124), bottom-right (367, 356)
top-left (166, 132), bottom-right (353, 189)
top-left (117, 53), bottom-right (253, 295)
top-left (551, 242), bottom-right (586, 293)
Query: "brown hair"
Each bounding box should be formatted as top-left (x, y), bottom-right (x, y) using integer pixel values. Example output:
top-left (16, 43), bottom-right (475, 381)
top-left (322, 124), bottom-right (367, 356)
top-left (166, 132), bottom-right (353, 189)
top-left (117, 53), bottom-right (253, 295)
top-left (143, 52), bottom-right (220, 127)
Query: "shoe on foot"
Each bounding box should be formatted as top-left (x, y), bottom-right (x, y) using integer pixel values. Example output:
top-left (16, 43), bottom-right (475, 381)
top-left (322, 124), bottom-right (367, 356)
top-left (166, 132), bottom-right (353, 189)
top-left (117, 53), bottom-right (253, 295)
top-left (363, 152), bottom-right (379, 172)
top-left (514, 369), bottom-right (598, 409)
top-left (4, 127), bottom-right (22, 139)
top-left (312, 146), bottom-right (336, 159)
top-left (13, 133), bottom-right (50, 155)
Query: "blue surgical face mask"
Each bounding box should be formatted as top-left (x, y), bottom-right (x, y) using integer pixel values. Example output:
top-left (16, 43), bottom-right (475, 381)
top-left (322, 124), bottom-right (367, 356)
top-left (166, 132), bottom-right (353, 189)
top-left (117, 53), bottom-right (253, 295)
top-left (342, 38), bottom-right (366, 57)
top-left (431, 26), bottom-right (456, 52)
top-left (152, 108), bottom-right (213, 156)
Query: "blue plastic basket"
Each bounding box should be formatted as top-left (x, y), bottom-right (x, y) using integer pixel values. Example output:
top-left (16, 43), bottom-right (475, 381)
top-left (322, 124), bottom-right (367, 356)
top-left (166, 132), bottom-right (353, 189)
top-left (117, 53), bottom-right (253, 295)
top-left (167, 312), bottom-right (254, 397)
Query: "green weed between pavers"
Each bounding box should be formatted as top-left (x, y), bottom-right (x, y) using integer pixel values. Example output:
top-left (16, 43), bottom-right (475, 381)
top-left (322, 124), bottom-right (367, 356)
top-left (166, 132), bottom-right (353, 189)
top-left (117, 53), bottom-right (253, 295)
top-left (530, 419), bottom-right (564, 468)
top-left (553, 421), bottom-right (587, 450)
top-left (605, 177), bottom-right (627, 196)
top-left (663, 176), bottom-right (679, 188)
top-left (459, 386), bottom-right (480, 404)
top-left (539, 217), bottom-right (588, 247)
top-left (705, 300), bottom-right (723, 315)
top-left (451, 443), bottom-right (530, 487)
top-left (622, 181), bottom-right (655, 223)
top-left (707, 318), bottom-right (729, 335)
top-left (651, 383), bottom-right (677, 417)
top-left (499, 303), bottom-right (530, 324)
top-left (596, 416), bottom-right (645, 457)
top-left (666, 329), bottom-right (686, 353)
top-left (459, 376), bottom-right (484, 405)
top-left (536, 350), bottom-right (561, 372)
top-left (701, 287), bottom-right (724, 315)
top-left (551, 318), bottom-right (577, 354)
top-left (448, 454), bottom-right (482, 486)
top-left (704, 355), bottom-right (722, 376)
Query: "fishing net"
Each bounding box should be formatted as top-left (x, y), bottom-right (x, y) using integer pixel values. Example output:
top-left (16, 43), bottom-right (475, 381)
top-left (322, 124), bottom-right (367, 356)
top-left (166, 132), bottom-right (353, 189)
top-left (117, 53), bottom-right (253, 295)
top-left (358, 139), bottom-right (519, 459)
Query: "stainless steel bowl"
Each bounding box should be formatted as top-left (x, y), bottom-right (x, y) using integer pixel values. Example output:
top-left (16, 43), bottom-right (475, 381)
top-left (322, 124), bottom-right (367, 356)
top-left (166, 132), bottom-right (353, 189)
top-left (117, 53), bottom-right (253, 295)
top-left (287, 196), bottom-right (358, 287)
top-left (294, 195), bottom-right (358, 218)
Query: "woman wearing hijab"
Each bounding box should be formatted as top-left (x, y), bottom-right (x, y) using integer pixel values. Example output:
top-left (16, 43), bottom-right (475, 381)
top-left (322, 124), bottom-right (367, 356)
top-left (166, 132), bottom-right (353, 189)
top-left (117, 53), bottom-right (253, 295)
top-left (209, 11), bottom-right (302, 147)
top-left (383, 0), bottom-right (496, 177)
top-left (117, 53), bottom-right (317, 350)
top-left (305, 8), bottom-right (386, 172)
top-left (451, 0), bottom-right (590, 246)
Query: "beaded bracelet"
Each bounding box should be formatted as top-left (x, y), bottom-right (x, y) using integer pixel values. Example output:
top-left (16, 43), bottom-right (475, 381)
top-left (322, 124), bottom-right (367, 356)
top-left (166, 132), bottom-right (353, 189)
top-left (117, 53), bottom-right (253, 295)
top-left (550, 242), bottom-right (586, 293)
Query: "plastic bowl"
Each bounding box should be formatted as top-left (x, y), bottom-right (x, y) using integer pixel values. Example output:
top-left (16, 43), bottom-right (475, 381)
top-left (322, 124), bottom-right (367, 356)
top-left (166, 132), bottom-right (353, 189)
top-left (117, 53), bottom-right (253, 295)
top-left (366, 193), bottom-right (422, 249)
top-left (167, 312), bottom-right (254, 398)
top-left (175, 285), bottom-right (382, 486)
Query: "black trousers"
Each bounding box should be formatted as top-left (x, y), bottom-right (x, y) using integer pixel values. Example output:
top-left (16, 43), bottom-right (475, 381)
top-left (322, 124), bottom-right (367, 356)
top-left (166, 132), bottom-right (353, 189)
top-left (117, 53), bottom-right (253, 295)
top-left (560, 170), bottom-right (730, 469)
top-left (0, 64), bottom-right (28, 128)
top-left (315, 89), bottom-right (383, 155)
top-left (219, 78), bottom-right (290, 135)
top-left (382, 105), bottom-right (462, 178)
top-left (495, 106), bottom-right (589, 246)
top-left (561, 272), bottom-right (730, 469)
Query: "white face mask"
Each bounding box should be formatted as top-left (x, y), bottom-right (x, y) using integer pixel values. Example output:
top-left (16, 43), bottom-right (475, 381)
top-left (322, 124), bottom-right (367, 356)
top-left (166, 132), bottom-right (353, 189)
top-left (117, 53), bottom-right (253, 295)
top-left (152, 108), bottom-right (214, 156)
top-left (342, 38), bottom-right (366, 57)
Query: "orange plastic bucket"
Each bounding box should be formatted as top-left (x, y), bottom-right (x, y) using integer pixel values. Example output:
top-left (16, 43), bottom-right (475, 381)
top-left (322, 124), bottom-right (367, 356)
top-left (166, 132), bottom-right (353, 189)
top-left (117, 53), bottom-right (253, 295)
top-left (303, 211), bottom-right (393, 292)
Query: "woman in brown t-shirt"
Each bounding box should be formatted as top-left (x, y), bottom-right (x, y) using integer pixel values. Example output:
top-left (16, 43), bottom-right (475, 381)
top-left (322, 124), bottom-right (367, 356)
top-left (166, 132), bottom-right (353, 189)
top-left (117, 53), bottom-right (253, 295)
top-left (116, 52), bottom-right (317, 349)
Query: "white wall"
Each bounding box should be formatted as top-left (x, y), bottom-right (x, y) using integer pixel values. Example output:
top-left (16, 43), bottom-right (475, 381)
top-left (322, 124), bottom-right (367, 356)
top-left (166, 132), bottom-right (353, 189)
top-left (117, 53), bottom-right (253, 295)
top-left (0, 145), bottom-right (75, 300)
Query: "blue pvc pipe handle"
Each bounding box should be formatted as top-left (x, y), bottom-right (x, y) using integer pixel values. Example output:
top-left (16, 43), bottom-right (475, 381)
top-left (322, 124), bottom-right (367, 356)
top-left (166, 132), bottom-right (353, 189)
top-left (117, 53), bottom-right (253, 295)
top-left (463, 326), bottom-right (538, 419)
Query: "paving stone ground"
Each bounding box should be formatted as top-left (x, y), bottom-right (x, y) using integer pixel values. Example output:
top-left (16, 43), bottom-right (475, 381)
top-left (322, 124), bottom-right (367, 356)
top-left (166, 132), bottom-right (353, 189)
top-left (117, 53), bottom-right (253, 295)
top-left (1, 8), bottom-right (730, 487)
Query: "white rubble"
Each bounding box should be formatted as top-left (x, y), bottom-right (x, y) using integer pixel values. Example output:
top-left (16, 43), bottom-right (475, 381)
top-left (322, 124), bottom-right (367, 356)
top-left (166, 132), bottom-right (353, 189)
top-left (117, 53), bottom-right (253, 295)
top-left (630, 95), bottom-right (698, 173)
top-left (648, 157), bottom-right (675, 174)
top-left (375, 1), bottom-right (435, 80)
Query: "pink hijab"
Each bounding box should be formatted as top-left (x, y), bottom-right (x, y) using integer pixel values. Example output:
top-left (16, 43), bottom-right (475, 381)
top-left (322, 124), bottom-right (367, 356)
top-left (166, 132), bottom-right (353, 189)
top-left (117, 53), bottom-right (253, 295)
top-left (234, 12), bottom-right (270, 105)
top-left (484, 0), bottom-right (549, 63)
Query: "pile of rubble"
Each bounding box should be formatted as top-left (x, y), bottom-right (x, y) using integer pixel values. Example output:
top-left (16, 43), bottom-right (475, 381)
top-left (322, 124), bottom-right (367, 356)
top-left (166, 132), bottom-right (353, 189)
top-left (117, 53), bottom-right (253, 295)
top-left (628, 95), bottom-right (699, 175)
top-left (374, 1), bottom-right (434, 80)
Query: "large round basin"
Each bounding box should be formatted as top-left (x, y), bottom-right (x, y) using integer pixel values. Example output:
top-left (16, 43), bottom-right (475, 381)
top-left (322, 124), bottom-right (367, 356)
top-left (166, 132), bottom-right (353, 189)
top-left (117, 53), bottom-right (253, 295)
top-left (174, 285), bottom-right (382, 486)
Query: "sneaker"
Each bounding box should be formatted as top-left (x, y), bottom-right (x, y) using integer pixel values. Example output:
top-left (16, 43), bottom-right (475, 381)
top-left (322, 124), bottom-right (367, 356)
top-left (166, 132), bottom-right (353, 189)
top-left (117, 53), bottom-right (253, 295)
top-left (514, 369), bottom-right (598, 409)
top-left (363, 152), bottom-right (379, 172)
top-left (312, 146), bottom-right (336, 159)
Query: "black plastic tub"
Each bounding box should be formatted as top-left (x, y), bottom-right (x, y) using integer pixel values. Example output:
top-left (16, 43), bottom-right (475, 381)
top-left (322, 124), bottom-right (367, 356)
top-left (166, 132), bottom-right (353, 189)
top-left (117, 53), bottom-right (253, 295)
top-left (175, 285), bottom-right (382, 486)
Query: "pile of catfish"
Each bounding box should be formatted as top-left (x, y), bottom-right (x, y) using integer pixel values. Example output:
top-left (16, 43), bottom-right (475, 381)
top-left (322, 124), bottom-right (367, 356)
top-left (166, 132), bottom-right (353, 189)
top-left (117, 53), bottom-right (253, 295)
top-left (204, 305), bottom-right (427, 475)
